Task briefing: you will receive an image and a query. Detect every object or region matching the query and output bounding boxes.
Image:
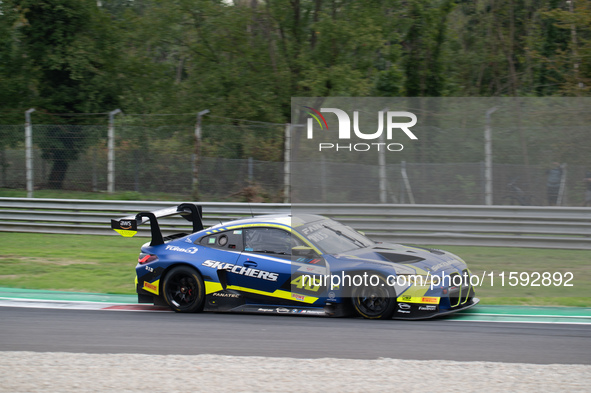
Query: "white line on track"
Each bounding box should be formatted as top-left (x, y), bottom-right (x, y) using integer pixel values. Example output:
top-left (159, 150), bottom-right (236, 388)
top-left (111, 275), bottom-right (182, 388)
top-left (0, 298), bottom-right (170, 312)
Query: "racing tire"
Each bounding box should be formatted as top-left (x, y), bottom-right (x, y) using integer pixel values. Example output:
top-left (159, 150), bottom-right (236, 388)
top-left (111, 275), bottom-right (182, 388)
top-left (162, 265), bottom-right (205, 313)
top-left (351, 273), bottom-right (396, 320)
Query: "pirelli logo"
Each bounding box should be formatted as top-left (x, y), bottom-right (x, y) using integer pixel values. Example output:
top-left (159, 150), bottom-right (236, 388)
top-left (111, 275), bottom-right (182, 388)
top-left (396, 295), bottom-right (440, 304)
top-left (143, 281), bottom-right (158, 294)
top-left (421, 297), bottom-right (439, 304)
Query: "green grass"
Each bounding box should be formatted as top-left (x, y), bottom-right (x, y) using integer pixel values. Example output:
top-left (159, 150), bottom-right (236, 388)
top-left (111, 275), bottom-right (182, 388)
top-left (427, 245), bottom-right (591, 307)
top-left (0, 233), bottom-right (146, 294)
top-left (0, 233), bottom-right (589, 306)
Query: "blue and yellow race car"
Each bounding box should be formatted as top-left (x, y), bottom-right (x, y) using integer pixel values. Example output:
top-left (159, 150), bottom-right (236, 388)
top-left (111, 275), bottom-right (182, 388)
top-left (112, 203), bottom-right (479, 319)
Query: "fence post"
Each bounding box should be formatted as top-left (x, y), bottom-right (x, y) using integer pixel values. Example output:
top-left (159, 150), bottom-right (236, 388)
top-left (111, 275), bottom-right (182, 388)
top-left (379, 131), bottom-right (387, 203)
top-left (321, 155), bottom-right (327, 203)
top-left (557, 163), bottom-right (568, 206)
top-left (401, 160), bottom-right (415, 204)
top-left (484, 107), bottom-right (497, 205)
top-left (107, 109), bottom-right (122, 194)
top-left (0, 148), bottom-right (5, 188)
top-left (25, 108), bottom-right (35, 198)
top-left (92, 147), bottom-right (98, 192)
top-left (283, 123), bottom-right (291, 204)
top-left (248, 157), bottom-right (253, 183)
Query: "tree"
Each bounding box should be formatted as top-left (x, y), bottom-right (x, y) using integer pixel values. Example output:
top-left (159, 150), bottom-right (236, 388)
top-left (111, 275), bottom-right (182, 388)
top-left (542, 0), bottom-right (591, 95)
top-left (0, 1), bottom-right (36, 123)
top-left (17, 0), bottom-right (122, 188)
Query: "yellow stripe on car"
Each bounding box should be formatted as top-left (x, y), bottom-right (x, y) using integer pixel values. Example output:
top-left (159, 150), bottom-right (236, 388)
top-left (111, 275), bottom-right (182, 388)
top-left (205, 281), bottom-right (224, 294)
top-left (204, 280), bottom-right (318, 304)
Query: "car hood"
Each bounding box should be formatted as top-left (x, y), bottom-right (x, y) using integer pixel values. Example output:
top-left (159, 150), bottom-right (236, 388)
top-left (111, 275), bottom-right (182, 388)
top-left (325, 243), bottom-right (467, 275)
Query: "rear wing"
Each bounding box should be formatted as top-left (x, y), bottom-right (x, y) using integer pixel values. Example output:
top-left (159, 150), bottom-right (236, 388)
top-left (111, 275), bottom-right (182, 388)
top-left (111, 203), bottom-right (203, 246)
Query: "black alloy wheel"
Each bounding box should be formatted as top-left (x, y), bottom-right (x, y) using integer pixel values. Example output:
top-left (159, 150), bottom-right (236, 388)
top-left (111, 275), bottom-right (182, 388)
top-left (351, 274), bottom-right (396, 319)
top-left (162, 266), bottom-right (205, 313)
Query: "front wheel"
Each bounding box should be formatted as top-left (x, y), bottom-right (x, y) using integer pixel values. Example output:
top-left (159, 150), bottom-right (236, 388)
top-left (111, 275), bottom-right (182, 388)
top-left (351, 274), bottom-right (396, 319)
top-left (162, 266), bottom-right (205, 313)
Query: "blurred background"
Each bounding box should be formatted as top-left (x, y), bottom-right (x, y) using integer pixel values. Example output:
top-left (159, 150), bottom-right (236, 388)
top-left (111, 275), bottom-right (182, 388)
top-left (0, 0), bottom-right (590, 204)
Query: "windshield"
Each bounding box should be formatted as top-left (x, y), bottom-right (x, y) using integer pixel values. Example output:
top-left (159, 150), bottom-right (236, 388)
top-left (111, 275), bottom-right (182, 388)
top-left (294, 218), bottom-right (374, 254)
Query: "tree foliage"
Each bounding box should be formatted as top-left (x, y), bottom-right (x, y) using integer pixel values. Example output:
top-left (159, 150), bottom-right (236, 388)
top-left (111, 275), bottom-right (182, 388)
top-left (0, 0), bottom-right (589, 179)
top-left (2, 0), bottom-right (589, 119)
top-left (2, 0), bottom-right (123, 188)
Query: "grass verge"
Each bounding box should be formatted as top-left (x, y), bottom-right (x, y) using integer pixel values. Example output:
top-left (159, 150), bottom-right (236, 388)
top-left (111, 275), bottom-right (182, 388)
top-left (430, 245), bottom-right (591, 307)
top-left (0, 233), bottom-right (145, 294)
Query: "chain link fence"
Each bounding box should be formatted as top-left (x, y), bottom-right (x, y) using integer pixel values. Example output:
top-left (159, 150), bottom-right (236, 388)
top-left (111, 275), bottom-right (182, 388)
top-left (0, 104), bottom-right (590, 205)
top-left (0, 122), bottom-right (286, 202)
top-left (290, 97), bottom-right (591, 206)
top-left (291, 160), bottom-right (590, 205)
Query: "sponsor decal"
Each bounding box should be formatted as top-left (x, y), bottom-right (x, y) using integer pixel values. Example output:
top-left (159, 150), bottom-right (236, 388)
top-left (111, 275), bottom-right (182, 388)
top-left (201, 260), bottom-right (279, 282)
top-left (418, 305), bottom-right (437, 311)
top-left (300, 223), bottom-right (324, 236)
top-left (397, 310), bottom-right (411, 314)
top-left (257, 308), bottom-right (274, 312)
top-left (328, 292), bottom-right (336, 300)
top-left (421, 297), bottom-right (439, 304)
top-left (212, 292), bottom-right (240, 298)
top-left (276, 307), bottom-right (290, 314)
top-left (143, 281), bottom-right (158, 293)
top-left (292, 294), bottom-right (306, 301)
top-left (396, 295), bottom-right (441, 305)
top-left (119, 220), bottom-right (133, 229)
top-left (297, 265), bottom-right (326, 274)
top-left (165, 245), bottom-right (198, 254)
top-left (185, 237), bottom-right (193, 243)
top-left (398, 303), bottom-right (411, 310)
top-left (301, 309), bottom-right (325, 315)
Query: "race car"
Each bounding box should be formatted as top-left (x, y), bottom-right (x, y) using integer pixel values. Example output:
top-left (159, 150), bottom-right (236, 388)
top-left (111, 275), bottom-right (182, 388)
top-left (111, 203), bottom-right (479, 319)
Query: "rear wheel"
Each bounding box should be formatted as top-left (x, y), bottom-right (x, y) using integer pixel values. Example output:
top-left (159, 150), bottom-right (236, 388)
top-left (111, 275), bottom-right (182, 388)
top-left (162, 266), bottom-right (205, 313)
top-left (351, 274), bottom-right (396, 319)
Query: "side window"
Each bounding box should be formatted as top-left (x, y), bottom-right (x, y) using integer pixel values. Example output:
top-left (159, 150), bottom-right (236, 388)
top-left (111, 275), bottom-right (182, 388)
top-left (244, 228), bottom-right (301, 255)
top-left (198, 230), bottom-right (243, 250)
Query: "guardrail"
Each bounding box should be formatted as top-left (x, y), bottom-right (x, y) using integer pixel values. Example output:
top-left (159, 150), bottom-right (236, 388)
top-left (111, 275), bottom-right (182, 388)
top-left (0, 198), bottom-right (590, 249)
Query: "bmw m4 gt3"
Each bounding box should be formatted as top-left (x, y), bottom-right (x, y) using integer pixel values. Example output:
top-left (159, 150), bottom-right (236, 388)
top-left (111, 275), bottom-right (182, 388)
top-left (112, 203), bottom-right (479, 319)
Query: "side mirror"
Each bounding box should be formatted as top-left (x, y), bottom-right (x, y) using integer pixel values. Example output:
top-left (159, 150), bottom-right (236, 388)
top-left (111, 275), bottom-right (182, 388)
top-left (292, 246), bottom-right (319, 258)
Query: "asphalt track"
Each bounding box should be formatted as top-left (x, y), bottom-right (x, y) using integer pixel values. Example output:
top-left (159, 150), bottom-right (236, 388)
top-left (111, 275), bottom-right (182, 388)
top-left (1, 306), bottom-right (590, 365)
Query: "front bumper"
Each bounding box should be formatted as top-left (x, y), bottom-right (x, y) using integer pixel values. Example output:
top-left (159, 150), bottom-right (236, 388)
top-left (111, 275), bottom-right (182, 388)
top-left (393, 297), bottom-right (480, 320)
